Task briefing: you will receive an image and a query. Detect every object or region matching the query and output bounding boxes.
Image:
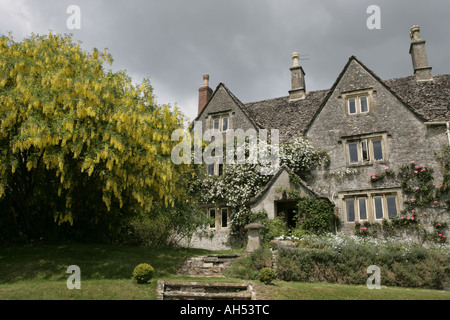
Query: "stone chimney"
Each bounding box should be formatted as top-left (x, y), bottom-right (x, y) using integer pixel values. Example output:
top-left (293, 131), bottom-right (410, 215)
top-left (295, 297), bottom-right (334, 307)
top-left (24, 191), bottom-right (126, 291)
top-left (198, 74), bottom-right (213, 114)
top-left (289, 52), bottom-right (306, 101)
top-left (409, 25), bottom-right (433, 81)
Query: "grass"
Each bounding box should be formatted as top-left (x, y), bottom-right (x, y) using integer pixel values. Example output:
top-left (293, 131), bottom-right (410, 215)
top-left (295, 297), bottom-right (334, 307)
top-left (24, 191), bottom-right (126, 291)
top-left (0, 243), bottom-right (448, 300)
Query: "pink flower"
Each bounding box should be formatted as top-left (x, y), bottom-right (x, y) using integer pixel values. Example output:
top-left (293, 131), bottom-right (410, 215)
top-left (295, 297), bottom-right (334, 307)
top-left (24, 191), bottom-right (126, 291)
top-left (355, 219), bottom-right (358, 222)
top-left (400, 217), bottom-right (404, 220)
top-left (410, 198), bottom-right (415, 202)
top-left (384, 167), bottom-right (389, 171)
top-left (415, 187), bottom-right (419, 191)
top-left (407, 216), bottom-right (410, 220)
top-left (415, 166), bottom-right (419, 169)
top-left (411, 217), bottom-right (414, 221)
top-left (434, 201), bottom-right (438, 205)
top-left (410, 161), bottom-right (415, 164)
top-left (411, 210), bottom-right (415, 213)
top-left (437, 223), bottom-right (441, 226)
top-left (186, 199), bottom-right (189, 203)
top-left (423, 212), bottom-right (427, 216)
top-left (419, 165), bottom-right (423, 168)
top-left (440, 185), bottom-right (443, 188)
top-left (439, 234), bottom-right (442, 237)
top-left (414, 171), bottom-right (418, 174)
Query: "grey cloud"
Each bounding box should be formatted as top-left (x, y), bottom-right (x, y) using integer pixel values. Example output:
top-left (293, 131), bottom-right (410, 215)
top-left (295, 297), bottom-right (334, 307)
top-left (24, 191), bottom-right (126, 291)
top-left (0, 0), bottom-right (449, 120)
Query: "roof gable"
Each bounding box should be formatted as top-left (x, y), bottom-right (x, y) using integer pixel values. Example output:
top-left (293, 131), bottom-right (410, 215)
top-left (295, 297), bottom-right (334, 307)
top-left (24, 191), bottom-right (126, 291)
top-left (249, 165), bottom-right (325, 205)
top-left (194, 82), bottom-right (259, 129)
top-left (304, 56), bottom-right (429, 135)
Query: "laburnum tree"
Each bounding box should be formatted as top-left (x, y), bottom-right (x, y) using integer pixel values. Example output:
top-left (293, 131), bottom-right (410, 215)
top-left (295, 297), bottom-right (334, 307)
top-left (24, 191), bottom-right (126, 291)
top-left (0, 32), bottom-right (191, 242)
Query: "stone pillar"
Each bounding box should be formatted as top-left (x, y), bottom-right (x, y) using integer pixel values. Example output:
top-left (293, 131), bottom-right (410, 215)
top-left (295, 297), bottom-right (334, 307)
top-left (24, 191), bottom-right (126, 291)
top-left (409, 25), bottom-right (432, 81)
top-left (244, 223), bottom-right (265, 254)
top-left (289, 52), bottom-right (306, 101)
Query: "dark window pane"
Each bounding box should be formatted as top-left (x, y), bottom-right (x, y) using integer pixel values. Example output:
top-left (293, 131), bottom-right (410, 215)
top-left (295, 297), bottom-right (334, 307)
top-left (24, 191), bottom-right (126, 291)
top-left (209, 209), bottom-right (216, 228)
top-left (358, 198), bottom-right (367, 220)
top-left (349, 143), bottom-right (359, 163)
top-left (222, 117), bottom-right (228, 131)
top-left (386, 196), bottom-right (398, 218)
top-left (372, 140), bottom-right (383, 160)
top-left (218, 164), bottom-right (223, 176)
top-left (346, 199), bottom-right (355, 222)
top-left (348, 98), bottom-right (356, 114)
top-left (213, 119), bottom-right (219, 130)
top-left (360, 96), bottom-right (368, 113)
top-left (207, 163), bottom-right (215, 175)
top-left (374, 196), bottom-right (384, 219)
top-left (361, 140), bottom-right (370, 161)
top-left (221, 208), bottom-right (228, 228)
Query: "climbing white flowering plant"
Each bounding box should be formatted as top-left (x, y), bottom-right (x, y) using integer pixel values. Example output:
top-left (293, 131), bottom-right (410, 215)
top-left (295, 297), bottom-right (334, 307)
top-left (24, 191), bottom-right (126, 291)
top-left (194, 136), bottom-right (328, 241)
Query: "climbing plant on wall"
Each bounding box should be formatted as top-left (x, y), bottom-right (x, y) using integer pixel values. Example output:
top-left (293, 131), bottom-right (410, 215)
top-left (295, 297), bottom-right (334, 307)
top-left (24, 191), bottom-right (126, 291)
top-left (194, 137), bottom-right (329, 243)
top-left (367, 146), bottom-right (450, 244)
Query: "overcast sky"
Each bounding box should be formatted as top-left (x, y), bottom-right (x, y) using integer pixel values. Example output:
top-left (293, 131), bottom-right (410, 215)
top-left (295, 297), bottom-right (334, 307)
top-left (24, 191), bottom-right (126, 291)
top-left (1, 0), bottom-right (449, 121)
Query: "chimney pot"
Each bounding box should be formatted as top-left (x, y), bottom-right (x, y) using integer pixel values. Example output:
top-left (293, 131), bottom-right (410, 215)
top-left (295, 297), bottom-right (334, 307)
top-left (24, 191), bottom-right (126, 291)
top-left (203, 74), bottom-right (209, 87)
top-left (292, 52), bottom-right (300, 67)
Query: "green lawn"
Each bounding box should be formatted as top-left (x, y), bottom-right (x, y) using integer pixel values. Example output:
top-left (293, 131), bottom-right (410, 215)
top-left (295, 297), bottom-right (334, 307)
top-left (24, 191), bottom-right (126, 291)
top-left (0, 243), bottom-right (448, 300)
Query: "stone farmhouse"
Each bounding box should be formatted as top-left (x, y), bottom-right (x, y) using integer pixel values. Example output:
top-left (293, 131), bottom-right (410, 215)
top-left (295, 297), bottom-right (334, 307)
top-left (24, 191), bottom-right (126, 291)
top-left (185, 26), bottom-right (450, 250)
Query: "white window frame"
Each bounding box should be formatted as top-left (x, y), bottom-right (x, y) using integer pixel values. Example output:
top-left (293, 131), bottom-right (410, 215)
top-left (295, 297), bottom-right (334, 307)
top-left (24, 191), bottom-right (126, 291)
top-left (346, 94), bottom-right (370, 115)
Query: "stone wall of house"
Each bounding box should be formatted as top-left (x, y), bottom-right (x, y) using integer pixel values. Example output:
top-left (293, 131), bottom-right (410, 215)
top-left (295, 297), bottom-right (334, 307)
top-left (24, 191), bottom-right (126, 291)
top-left (306, 58), bottom-right (449, 233)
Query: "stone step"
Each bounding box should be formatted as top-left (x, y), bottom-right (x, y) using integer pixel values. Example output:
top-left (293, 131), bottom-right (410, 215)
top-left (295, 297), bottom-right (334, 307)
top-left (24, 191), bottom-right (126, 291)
top-left (177, 254), bottom-right (242, 277)
top-left (157, 281), bottom-right (255, 300)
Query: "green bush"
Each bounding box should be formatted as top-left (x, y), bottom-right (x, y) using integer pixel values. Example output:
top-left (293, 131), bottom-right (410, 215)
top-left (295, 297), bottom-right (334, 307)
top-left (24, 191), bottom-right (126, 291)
top-left (258, 267), bottom-right (276, 285)
top-left (132, 263), bottom-right (155, 284)
top-left (224, 247), bottom-right (272, 280)
top-left (260, 215), bottom-right (289, 244)
top-left (275, 238), bottom-right (449, 289)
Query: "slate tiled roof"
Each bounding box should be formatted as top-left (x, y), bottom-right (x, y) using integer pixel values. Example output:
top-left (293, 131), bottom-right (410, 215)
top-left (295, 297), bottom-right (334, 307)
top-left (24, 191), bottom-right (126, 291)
top-left (242, 73), bottom-right (450, 142)
top-left (385, 74), bottom-right (450, 122)
top-left (243, 89), bottom-right (329, 142)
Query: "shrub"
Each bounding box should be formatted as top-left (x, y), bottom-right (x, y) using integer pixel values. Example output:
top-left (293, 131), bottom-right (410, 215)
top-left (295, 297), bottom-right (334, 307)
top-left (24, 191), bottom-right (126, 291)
top-left (257, 267), bottom-right (276, 285)
top-left (224, 247), bottom-right (272, 280)
top-left (260, 215), bottom-right (289, 244)
top-left (275, 234), bottom-right (449, 289)
top-left (132, 263), bottom-right (155, 284)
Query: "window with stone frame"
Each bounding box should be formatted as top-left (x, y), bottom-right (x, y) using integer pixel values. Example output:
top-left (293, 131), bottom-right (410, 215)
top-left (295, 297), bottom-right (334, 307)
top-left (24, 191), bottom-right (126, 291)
top-left (206, 207), bottom-right (229, 229)
top-left (344, 192), bottom-right (399, 222)
top-left (347, 95), bottom-right (369, 115)
top-left (211, 114), bottom-right (230, 132)
top-left (207, 162), bottom-right (224, 176)
top-left (345, 134), bottom-right (386, 165)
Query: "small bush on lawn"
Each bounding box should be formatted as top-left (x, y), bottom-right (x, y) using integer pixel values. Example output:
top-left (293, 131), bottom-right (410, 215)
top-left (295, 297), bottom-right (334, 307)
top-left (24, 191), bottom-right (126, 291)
top-left (132, 263), bottom-right (154, 284)
top-left (258, 267), bottom-right (276, 285)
